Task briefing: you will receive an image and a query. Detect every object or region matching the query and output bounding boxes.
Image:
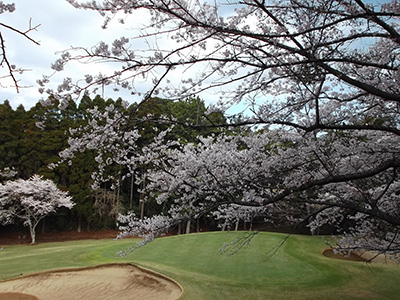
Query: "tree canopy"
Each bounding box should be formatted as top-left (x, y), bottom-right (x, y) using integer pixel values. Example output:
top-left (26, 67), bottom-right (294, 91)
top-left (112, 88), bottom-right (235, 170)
top-left (47, 0), bottom-right (400, 258)
top-left (0, 175), bottom-right (74, 244)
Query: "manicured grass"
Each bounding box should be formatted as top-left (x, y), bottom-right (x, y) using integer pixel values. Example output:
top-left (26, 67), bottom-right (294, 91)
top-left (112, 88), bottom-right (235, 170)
top-left (1, 232), bottom-right (400, 299)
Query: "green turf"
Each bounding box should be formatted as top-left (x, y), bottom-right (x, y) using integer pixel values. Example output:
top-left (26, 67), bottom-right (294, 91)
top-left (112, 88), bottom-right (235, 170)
top-left (1, 232), bottom-right (399, 299)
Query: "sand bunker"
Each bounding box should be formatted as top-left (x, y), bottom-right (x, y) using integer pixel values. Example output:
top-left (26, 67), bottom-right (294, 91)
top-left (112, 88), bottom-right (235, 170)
top-left (322, 248), bottom-right (366, 261)
top-left (323, 247), bottom-right (398, 263)
top-left (0, 263), bottom-right (182, 300)
top-left (0, 292), bottom-right (38, 300)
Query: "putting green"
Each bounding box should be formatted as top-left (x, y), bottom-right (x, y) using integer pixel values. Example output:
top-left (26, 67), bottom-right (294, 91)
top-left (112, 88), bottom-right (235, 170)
top-left (1, 231), bottom-right (399, 299)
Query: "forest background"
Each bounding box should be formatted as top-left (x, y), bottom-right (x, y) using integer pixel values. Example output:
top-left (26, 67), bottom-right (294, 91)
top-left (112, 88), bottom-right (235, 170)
top-left (0, 94), bottom-right (231, 235)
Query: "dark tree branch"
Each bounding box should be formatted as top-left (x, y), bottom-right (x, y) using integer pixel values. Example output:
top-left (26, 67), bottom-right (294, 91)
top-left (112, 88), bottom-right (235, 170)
top-left (0, 19), bottom-right (40, 92)
top-left (231, 157), bottom-right (400, 225)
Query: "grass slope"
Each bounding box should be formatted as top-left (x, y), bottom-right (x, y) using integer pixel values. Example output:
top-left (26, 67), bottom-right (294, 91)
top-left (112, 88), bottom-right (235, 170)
top-left (1, 231), bottom-right (399, 299)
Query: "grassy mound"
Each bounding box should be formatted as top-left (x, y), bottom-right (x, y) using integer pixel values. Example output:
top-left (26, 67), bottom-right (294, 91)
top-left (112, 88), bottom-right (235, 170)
top-left (1, 232), bottom-right (399, 299)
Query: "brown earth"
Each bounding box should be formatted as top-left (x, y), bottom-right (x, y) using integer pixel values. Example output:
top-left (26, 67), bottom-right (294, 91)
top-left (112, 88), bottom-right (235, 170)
top-left (0, 264), bottom-right (182, 300)
top-left (0, 230), bottom-right (120, 245)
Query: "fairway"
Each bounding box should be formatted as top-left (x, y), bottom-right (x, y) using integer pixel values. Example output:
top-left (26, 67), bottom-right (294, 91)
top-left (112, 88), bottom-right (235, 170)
top-left (1, 232), bottom-right (399, 299)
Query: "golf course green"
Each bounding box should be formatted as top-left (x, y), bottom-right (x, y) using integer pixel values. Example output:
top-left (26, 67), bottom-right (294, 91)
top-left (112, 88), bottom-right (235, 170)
top-left (1, 231), bottom-right (399, 299)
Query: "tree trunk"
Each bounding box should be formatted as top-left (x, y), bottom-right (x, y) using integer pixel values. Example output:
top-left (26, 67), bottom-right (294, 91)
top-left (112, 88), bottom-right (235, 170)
top-left (77, 214), bottom-right (82, 233)
top-left (115, 180), bottom-right (120, 222)
top-left (139, 200), bottom-right (145, 220)
top-left (186, 220), bottom-right (191, 234)
top-left (30, 232), bottom-right (36, 244)
top-left (29, 221), bottom-right (38, 245)
top-left (139, 176), bottom-right (146, 220)
top-left (41, 218), bottom-right (46, 233)
top-left (307, 205), bottom-right (317, 235)
top-left (235, 218), bottom-right (240, 231)
top-left (221, 220), bottom-right (227, 231)
top-left (129, 175), bottom-right (134, 209)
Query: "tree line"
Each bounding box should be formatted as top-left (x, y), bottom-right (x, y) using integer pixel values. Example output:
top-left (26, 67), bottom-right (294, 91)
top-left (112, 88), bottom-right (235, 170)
top-left (0, 95), bottom-right (227, 234)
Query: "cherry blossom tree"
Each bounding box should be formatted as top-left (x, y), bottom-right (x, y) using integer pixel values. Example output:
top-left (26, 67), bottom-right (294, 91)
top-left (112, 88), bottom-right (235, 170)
top-left (0, 1), bottom-right (40, 92)
top-left (124, 128), bottom-right (399, 258)
top-left (51, 0), bottom-right (399, 258)
top-left (0, 167), bottom-right (17, 180)
top-left (0, 175), bottom-right (74, 244)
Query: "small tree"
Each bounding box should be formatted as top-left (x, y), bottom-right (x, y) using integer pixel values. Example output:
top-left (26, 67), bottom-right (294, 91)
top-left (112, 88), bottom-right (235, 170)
top-left (0, 175), bottom-right (74, 244)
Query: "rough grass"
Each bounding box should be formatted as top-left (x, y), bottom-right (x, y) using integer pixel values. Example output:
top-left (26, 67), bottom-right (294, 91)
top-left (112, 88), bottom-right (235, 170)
top-left (1, 232), bottom-right (400, 299)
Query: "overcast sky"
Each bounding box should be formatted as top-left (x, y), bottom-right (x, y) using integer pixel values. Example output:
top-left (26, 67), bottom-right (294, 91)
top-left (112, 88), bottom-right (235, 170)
top-left (1, 0), bottom-right (155, 109)
top-left (1, 0), bottom-right (242, 113)
top-left (3, 0), bottom-right (383, 112)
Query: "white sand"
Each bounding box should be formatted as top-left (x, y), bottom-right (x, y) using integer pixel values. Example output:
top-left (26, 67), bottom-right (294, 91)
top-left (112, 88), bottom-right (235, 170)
top-left (0, 264), bottom-right (182, 300)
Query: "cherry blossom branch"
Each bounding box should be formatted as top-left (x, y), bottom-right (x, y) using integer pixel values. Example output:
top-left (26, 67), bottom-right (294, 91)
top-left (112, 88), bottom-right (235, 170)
top-left (0, 20), bottom-right (40, 45)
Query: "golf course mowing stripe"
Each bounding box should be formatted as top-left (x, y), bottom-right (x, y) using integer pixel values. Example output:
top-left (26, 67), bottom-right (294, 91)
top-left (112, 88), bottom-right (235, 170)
top-left (1, 232), bottom-right (400, 299)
